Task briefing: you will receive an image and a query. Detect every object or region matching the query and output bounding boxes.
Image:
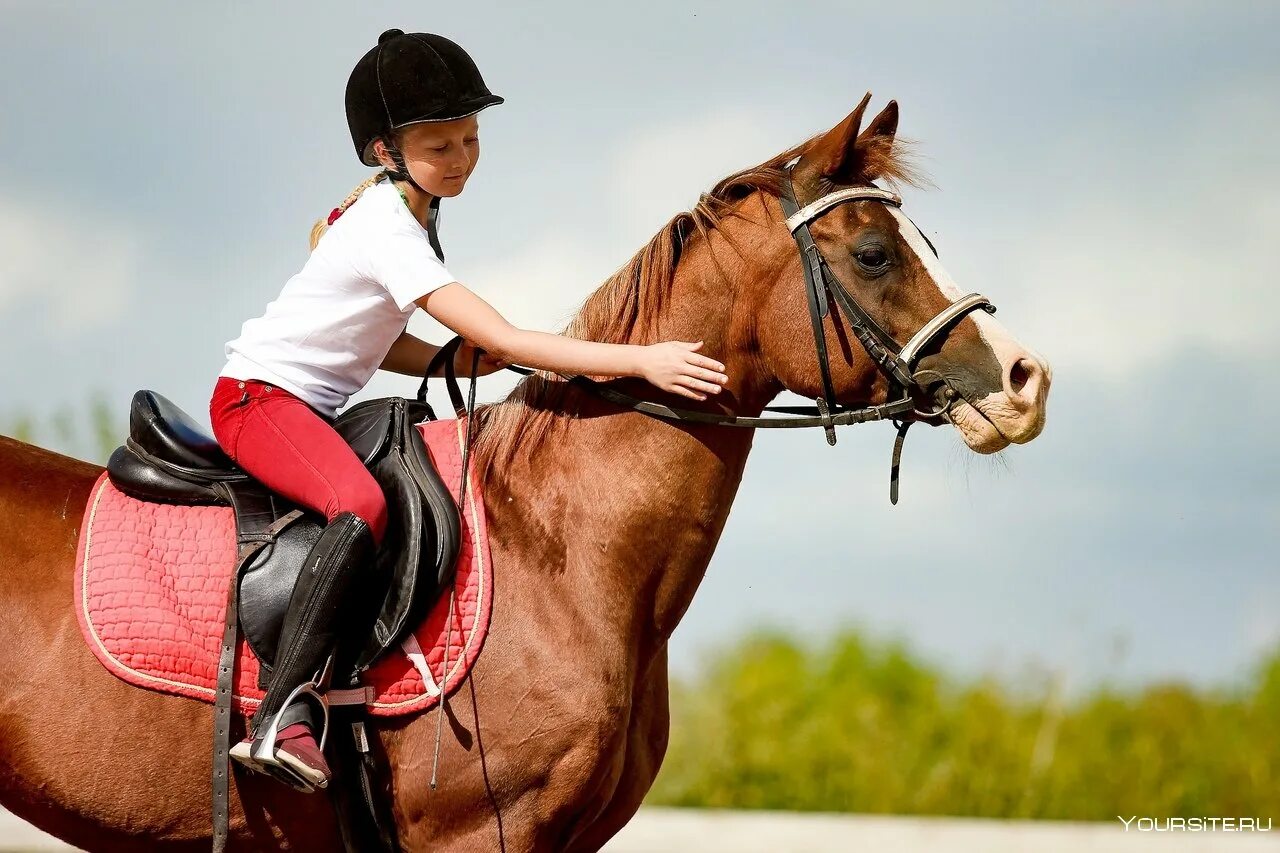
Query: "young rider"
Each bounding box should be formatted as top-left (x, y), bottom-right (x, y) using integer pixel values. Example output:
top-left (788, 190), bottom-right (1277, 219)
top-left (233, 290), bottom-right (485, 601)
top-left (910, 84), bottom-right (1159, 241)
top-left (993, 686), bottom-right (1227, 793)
top-left (208, 29), bottom-right (729, 790)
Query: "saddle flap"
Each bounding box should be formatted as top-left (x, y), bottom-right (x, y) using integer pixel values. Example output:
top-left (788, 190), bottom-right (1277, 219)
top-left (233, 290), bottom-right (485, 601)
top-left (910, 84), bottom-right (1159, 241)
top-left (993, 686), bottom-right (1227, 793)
top-left (334, 396), bottom-right (438, 465)
top-left (232, 395), bottom-right (461, 679)
top-left (237, 513), bottom-right (326, 673)
top-left (333, 399), bottom-right (396, 465)
top-left (350, 401), bottom-right (461, 673)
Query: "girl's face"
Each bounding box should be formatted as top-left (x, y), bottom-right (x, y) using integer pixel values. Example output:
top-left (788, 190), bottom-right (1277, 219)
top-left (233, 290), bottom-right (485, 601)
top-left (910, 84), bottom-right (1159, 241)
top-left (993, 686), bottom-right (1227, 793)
top-left (375, 116), bottom-right (480, 197)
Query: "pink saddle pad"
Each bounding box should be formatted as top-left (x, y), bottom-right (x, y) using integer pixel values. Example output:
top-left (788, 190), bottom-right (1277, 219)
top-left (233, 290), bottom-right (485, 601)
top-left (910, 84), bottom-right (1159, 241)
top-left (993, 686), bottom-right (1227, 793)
top-left (73, 417), bottom-right (492, 718)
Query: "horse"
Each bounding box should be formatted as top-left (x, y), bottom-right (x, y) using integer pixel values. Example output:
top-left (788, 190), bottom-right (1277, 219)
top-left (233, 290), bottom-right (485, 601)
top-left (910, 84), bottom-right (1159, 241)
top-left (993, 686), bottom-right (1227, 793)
top-left (0, 95), bottom-right (1050, 851)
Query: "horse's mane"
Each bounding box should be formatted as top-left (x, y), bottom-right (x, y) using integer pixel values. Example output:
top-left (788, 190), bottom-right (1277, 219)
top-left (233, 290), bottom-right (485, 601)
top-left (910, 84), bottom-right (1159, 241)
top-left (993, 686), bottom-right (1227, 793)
top-left (467, 123), bottom-right (921, 481)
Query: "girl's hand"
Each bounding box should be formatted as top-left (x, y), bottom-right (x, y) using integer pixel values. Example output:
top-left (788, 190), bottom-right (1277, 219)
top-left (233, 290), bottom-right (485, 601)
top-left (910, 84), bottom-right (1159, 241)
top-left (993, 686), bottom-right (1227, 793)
top-left (452, 339), bottom-right (509, 377)
top-left (638, 340), bottom-right (729, 401)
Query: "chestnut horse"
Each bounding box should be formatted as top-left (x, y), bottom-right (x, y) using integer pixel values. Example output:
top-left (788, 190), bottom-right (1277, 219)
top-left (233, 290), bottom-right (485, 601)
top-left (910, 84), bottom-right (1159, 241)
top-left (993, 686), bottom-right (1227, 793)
top-left (0, 96), bottom-right (1050, 851)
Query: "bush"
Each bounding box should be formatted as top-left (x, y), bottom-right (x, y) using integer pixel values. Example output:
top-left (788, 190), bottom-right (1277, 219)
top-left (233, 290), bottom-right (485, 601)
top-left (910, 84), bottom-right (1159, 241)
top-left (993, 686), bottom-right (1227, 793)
top-left (649, 628), bottom-right (1280, 818)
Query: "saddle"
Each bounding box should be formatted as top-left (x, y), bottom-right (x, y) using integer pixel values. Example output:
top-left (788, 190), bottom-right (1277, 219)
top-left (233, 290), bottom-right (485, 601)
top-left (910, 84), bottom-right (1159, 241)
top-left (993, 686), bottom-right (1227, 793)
top-left (106, 389), bottom-right (461, 682)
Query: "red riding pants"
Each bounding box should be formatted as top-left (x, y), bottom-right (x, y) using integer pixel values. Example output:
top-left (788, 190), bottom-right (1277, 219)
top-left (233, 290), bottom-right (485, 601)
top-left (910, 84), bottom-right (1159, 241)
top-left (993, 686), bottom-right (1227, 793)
top-left (208, 376), bottom-right (388, 546)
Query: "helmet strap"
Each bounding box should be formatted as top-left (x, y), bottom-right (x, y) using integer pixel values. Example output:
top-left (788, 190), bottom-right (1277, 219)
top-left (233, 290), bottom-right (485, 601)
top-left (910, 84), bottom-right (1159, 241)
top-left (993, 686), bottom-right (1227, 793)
top-left (381, 139), bottom-right (445, 259)
top-left (426, 195), bottom-right (444, 262)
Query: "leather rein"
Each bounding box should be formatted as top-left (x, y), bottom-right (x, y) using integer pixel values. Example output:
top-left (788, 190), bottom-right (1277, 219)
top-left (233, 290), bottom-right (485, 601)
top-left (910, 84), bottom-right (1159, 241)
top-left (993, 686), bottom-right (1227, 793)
top-left (418, 165), bottom-right (997, 504)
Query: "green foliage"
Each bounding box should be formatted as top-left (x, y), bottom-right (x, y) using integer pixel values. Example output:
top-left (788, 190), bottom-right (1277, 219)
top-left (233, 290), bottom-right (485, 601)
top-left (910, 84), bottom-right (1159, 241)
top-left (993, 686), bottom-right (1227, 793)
top-left (0, 392), bottom-right (122, 464)
top-left (649, 628), bottom-right (1280, 818)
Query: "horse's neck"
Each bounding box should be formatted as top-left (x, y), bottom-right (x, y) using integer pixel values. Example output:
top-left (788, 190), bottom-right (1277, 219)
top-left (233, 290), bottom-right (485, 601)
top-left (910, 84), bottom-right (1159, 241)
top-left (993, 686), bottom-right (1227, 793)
top-left (496, 410), bottom-right (757, 658)
top-left (486, 230), bottom-right (777, 663)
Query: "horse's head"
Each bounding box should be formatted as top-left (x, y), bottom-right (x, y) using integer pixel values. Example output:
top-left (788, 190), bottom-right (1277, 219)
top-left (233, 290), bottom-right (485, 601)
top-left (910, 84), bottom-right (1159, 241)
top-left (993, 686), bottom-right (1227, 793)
top-left (471, 95), bottom-right (1051, 484)
top-left (748, 94), bottom-right (1051, 453)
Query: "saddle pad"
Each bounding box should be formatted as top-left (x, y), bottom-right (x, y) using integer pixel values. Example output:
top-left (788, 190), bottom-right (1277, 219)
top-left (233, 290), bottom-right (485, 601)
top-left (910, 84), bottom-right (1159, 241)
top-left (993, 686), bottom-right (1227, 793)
top-left (73, 417), bottom-right (493, 718)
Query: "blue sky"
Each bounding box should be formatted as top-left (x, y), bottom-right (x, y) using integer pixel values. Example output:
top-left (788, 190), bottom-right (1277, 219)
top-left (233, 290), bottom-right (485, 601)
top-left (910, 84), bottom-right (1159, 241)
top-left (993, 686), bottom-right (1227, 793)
top-left (1, 1), bottom-right (1276, 696)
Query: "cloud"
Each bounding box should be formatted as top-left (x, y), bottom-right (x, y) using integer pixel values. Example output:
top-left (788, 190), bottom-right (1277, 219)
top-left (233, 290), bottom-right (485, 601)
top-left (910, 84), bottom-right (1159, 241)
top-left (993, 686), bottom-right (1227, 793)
top-left (609, 104), bottom-right (804, 240)
top-left (988, 83), bottom-right (1280, 379)
top-left (991, 191), bottom-right (1277, 379)
top-left (0, 193), bottom-right (141, 335)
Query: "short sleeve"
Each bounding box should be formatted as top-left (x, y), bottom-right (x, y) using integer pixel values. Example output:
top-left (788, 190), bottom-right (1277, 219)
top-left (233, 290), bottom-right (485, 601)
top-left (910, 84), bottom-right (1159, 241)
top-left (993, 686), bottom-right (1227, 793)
top-left (368, 224), bottom-right (458, 311)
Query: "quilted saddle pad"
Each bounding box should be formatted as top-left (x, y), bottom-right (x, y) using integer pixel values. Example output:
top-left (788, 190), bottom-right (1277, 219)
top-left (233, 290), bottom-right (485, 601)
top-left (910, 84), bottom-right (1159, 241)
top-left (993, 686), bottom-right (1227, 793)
top-left (73, 417), bottom-right (493, 718)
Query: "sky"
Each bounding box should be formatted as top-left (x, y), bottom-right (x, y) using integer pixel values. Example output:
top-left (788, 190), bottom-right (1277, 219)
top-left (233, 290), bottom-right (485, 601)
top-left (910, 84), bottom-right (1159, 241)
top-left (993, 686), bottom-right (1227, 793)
top-left (1, 1), bottom-right (1276, 698)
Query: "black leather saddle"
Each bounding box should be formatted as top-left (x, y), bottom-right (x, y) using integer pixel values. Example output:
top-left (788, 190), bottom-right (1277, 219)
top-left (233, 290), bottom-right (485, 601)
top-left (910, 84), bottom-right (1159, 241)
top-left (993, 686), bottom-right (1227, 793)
top-left (106, 388), bottom-right (462, 685)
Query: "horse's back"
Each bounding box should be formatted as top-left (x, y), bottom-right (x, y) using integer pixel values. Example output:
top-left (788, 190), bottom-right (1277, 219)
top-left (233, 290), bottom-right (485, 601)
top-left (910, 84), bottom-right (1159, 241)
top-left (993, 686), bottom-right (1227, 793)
top-left (0, 435), bottom-right (102, 521)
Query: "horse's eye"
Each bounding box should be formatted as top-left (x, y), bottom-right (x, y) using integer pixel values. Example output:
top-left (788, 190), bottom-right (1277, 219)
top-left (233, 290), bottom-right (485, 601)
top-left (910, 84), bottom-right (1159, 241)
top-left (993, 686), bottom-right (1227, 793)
top-left (854, 247), bottom-right (889, 269)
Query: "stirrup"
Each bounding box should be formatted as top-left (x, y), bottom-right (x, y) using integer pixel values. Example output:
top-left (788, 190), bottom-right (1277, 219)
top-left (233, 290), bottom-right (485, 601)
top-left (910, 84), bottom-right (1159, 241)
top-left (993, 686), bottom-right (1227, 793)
top-left (248, 657), bottom-right (334, 792)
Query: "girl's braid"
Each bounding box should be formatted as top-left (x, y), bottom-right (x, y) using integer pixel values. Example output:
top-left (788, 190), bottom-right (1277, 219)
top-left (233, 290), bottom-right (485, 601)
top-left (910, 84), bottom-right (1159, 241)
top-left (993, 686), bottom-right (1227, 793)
top-left (308, 170), bottom-right (391, 250)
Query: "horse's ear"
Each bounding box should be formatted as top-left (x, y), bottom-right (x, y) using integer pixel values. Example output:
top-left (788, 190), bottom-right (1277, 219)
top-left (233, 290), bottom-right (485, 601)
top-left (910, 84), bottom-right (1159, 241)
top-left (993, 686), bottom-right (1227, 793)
top-left (801, 95), bottom-right (900, 185)
top-left (859, 100), bottom-right (898, 148)
top-left (801, 92), bottom-right (872, 183)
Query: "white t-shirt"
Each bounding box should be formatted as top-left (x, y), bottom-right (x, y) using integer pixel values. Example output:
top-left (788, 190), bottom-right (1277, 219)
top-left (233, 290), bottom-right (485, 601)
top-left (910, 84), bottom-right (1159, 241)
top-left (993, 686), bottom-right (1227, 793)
top-left (219, 179), bottom-right (456, 418)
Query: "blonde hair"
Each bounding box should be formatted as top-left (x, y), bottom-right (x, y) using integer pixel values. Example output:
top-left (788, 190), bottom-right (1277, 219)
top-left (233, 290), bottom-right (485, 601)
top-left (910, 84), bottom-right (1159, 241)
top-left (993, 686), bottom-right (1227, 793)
top-left (308, 170), bottom-right (392, 250)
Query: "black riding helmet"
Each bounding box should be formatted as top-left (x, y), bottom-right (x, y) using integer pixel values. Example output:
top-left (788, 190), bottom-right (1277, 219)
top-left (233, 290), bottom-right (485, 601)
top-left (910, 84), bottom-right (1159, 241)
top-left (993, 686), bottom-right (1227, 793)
top-left (346, 29), bottom-right (504, 189)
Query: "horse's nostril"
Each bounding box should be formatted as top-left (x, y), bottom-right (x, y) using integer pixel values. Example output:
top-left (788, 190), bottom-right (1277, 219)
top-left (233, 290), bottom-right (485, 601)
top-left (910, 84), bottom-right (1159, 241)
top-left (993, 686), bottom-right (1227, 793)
top-left (1009, 358), bottom-right (1032, 395)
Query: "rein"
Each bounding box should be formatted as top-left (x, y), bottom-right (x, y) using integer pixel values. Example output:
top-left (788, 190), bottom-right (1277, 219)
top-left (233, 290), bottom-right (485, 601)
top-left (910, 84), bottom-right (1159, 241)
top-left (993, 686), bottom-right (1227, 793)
top-left (418, 165), bottom-right (996, 505)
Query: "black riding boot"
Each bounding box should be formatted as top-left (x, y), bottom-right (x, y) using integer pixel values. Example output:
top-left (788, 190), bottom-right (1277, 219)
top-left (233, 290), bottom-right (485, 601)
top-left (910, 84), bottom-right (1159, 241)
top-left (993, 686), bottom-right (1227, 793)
top-left (233, 510), bottom-right (377, 790)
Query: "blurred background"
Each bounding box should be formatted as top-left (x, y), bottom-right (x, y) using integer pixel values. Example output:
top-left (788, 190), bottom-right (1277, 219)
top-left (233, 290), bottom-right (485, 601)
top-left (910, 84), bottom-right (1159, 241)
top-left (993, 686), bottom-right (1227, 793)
top-left (1, 0), bottom-right (1276, 843)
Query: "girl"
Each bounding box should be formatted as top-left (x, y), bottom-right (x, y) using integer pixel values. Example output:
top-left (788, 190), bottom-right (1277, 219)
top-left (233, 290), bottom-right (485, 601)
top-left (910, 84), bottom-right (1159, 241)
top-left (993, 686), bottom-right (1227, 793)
top-left (208, 29), bottom-right (729, 791)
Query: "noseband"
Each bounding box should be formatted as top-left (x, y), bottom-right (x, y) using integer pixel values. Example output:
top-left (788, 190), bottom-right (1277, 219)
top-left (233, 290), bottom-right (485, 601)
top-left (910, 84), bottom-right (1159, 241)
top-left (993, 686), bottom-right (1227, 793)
top-left (423, 165), bottom-right (997, 505)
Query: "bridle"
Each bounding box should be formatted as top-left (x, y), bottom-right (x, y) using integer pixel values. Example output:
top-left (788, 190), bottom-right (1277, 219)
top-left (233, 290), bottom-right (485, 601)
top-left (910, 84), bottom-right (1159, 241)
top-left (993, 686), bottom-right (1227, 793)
top-left (419, 164), bottom-right (997, 504)
top-left (776, 169), bottom-right (996, 502)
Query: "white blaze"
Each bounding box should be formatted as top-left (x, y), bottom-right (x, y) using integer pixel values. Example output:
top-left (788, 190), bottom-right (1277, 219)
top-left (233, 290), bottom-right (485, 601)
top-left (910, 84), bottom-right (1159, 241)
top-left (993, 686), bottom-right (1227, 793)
top-left (886, 207), bottom-right (1048, 376)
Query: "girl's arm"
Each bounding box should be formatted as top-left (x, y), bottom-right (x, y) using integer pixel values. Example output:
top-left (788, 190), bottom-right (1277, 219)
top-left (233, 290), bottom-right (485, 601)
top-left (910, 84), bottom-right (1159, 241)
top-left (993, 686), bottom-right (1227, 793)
top-left (415, 282), bottom-right (728, 401)
top-left (378, 329), bottom-right (506, 378)
top-left (378, 329), bottom-right (442, 377)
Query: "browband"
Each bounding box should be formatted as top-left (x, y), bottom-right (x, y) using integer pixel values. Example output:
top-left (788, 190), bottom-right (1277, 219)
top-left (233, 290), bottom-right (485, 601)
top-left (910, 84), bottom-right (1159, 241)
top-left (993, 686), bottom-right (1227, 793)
top-left (784, 187), bottom-right (902, 233)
